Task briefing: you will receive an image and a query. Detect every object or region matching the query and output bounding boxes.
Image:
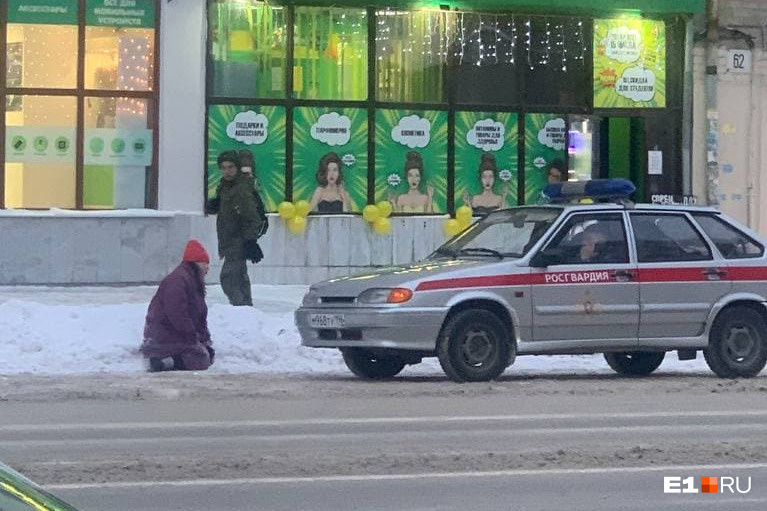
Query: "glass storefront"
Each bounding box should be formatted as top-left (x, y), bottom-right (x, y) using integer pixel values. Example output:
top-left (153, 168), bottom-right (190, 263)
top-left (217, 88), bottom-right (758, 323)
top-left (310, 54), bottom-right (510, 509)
top-left (1, 0), bottom-right (159, 209)
top-left (206, 0), bottom-right (687, 215)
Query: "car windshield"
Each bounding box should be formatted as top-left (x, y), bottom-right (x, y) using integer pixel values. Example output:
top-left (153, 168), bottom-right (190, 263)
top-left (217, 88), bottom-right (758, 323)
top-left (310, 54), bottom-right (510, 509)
top-left (430, 208), bottom-right (561, 259)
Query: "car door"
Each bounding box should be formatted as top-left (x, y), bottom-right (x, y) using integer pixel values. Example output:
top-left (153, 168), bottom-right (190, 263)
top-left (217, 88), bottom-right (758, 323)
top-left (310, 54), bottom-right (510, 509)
top-left (531, 212), bottom-right (639, 347)
top-left (629, 211), bottom-right (732, 340)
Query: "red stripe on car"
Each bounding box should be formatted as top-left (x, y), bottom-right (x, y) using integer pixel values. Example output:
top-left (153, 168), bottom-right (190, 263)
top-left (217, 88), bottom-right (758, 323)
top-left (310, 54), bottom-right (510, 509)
top-left (415, 266), bottom-right (767, 291)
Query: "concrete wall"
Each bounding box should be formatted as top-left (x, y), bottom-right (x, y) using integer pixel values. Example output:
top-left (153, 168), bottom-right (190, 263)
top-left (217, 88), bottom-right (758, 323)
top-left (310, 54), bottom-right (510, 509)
top-left (0, 213), bottom-right (449, 285)
top-left (693, 0), bottom-right (767, 235)
top-left (158, 0), bottom-right (207, 212)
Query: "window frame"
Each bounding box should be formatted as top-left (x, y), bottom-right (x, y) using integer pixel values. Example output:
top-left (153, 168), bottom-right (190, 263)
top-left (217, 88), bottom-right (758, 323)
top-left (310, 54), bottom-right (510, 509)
top-left (629, 211), bottom-right (714, 263)
top-left (691, 212), bottom-right (765, 260)
top-left (539, 211), bottom-right (630, 266)
top-left (0, 0), bottom-right (161, 210)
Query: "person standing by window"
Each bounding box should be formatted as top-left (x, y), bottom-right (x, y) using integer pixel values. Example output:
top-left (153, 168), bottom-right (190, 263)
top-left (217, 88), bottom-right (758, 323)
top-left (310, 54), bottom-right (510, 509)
top-left (206, 151), bottom-right (264, 306)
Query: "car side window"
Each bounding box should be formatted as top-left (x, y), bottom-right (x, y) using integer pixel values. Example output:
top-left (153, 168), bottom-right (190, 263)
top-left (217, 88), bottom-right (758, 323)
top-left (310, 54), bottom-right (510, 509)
top-left (692, 213), bottom-right (764, 259)
top-left (545, 213), bottom-right (628, 265)
top-left (630, 213), bottom-right (713, 263)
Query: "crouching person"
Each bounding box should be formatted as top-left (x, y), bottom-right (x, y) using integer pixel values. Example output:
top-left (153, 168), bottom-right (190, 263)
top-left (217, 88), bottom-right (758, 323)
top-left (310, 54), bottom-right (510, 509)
top-left (140, 239), bottom-right (215, 372)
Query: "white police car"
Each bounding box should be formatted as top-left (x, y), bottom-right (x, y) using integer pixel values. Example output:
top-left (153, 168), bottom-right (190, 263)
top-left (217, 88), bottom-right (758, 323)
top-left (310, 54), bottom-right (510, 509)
top-left (295, 179), bottom-right (767, 382)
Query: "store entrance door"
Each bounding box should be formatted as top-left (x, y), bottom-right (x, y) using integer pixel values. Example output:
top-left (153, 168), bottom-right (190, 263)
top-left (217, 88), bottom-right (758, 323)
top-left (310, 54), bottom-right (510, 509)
top-left (567, 115), bottom-right (647, 200)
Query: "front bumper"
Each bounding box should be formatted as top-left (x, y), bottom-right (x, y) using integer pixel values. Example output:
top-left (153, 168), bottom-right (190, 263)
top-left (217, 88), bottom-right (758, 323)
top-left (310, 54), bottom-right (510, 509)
top-left (295, 306), bottom-right (448, 351)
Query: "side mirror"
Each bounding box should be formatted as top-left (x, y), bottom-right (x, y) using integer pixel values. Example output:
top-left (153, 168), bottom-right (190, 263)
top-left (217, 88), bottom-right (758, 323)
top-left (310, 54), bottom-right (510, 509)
top-left (530, 248), bottom-right (562, 268)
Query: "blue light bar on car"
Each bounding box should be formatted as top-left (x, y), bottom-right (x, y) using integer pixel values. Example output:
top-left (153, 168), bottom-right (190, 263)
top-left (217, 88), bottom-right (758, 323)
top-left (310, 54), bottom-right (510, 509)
top-left (543, 178), bottom-right (636, 203)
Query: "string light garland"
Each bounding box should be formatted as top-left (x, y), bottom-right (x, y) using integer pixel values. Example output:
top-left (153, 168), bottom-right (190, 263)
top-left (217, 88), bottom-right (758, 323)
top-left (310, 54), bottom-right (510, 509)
top-left (476, 14), bottom-right (484, 67)
top-left (374, 11), bottom-right (590, 78)
top-left (525, 19), bottom-right (532, 69)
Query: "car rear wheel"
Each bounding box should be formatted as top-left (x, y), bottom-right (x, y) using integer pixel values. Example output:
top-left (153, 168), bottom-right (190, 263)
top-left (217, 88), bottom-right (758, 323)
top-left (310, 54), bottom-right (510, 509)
top-left (704, 307), bottom-right (767, 378)
top-left (604, 351), bottom-right (665, 376)
top-left (341, 348), bottom-right (406, 379)
top-left (437, 309), bottom-right (514, 382)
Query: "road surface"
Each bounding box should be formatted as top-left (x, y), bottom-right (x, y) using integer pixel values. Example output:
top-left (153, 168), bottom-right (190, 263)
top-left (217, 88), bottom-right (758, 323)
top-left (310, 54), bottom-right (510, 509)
top-left (1, 372), bottom-right (766, 510)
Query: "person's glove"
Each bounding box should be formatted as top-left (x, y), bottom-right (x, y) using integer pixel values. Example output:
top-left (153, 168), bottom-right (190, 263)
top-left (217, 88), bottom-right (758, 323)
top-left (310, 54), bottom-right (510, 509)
top-left (243, 239), bottom-right (263, 263)
top-left (206, 346), bottom-right (215, 365)
top-left (205, 196), bottom-right (220, 214)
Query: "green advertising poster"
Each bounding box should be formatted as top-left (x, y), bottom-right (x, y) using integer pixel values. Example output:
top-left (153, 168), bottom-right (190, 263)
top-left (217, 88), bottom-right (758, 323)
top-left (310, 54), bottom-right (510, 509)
top-left (207, 104), bottom-right (286, 212)
top-left (594, 18), bottom-right (666, 108)
top-left (293, 107), bottom-right (367, 213)
top-left (455, 111), bottom-right (518, 213)
top-left (86, 0), bottom-right (155, 28)
top-left (8, 0), bottom-right (77, 25)
top-left (375, 109), bottom-right (447, 214)
top-left (524, 113), bottom-right (567, 204)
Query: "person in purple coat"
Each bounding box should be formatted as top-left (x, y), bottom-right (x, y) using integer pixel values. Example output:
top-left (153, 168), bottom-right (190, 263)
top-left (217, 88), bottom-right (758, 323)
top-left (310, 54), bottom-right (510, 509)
top-left (140, 239), bottom-right (215, 372)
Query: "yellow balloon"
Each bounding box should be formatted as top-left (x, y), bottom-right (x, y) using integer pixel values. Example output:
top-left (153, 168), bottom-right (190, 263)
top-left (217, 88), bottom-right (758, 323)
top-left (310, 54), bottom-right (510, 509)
top-left (376, 200), bottom-right (393, 218)
top-left (287, 215), bottom-right (307, 234)
top-left (458, 216), bottom-right (472, 230)
top-left (362, 204), bottom-right (380, 223)
top-left (373, 217), bottom-right (391, 235)
top-left (456, 205), bottom-right (473, 223)
top-left (278, 201), bottom-right (296, 219)
top-left (443, 218), bottom-right (461, 236)
top-left (294, 199), bottom-right (310, 217)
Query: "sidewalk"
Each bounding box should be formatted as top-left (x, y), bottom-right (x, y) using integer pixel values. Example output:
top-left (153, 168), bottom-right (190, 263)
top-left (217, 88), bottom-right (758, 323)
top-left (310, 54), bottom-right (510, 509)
top-left (0, 284), bottom-right (715, 377)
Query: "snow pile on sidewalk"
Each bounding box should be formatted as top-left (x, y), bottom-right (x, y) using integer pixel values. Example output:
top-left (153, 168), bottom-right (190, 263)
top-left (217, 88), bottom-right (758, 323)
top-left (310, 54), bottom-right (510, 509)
top-left (0, 284), bottom-right (714, 376)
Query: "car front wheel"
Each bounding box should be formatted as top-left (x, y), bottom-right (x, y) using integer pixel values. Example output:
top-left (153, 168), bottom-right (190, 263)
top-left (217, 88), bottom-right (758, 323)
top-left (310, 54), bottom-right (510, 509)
top-left (604, 351), bottom-right (665, 376)
top-left (704, 307), bottom-right (767, 378)
top-left (341, 348), bottom-right (406, 379)
top-left (437, 309), bottom-right (514, 382)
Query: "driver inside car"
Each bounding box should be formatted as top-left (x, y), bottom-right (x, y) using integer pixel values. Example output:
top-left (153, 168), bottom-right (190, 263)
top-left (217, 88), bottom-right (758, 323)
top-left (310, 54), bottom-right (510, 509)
top-left (578, 225), bottom-right (609, 263)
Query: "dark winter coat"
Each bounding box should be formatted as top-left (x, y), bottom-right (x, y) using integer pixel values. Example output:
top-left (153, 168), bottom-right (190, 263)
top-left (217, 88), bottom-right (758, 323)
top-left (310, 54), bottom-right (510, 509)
top-left (140, 262), bottom-right (213, 370)
top-left (211, 172), bottom-right (264, 258)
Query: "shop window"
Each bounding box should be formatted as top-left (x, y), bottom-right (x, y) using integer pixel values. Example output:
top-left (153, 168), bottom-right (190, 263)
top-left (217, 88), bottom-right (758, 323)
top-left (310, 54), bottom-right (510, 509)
top-left (374, 109), bottom-right (448, 214)
top-left (453, 14), bottom-right (519, 106)
top-left (2, 0), bottom-right (158, 210)
top-left (6, 23), bottom-right (77, 89)
top-left (524, 113), bottom-right (567, 204)
top-left (208, 0), bottom-right (287, 99)
top-left (206, 104), bottom-right (286, 212)
top-left (524, 17), bottom-right (590, 108)
top-left (376, 10), bottom-right (451, 104)
top-left (293, 7), bottom-right (367, 101)
top-left (85, 27), bottom-right (155, 91)
top-left (5, 96), bottom-right (77, 208)
top-left (454, 111), bottom-right (519, 211)
top-left (292, 106), bottom-right (367, 213)
top-left (84, 97), bottom-right (153, 209)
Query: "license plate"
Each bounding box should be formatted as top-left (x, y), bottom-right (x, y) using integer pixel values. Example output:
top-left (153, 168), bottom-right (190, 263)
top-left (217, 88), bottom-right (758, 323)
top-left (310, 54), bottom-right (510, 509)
top-left (309, 313), bottom-right (346, 328)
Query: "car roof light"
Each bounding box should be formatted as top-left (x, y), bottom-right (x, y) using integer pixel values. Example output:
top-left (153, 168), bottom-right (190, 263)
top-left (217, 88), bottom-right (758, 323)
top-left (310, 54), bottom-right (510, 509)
top-left (543, 178), bottom-right (636, 203)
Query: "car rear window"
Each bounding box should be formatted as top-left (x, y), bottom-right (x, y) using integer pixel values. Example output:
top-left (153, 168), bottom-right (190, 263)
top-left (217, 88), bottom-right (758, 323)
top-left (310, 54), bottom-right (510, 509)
top-left (692, 214), bottom-right (764, 259)
top-left (630, 213), bottom-right (713, 262)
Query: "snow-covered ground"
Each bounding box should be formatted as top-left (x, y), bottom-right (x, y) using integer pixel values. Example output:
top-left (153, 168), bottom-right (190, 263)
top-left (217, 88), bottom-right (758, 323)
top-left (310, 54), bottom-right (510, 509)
top-left (0, 284), bottom-right (716, 376)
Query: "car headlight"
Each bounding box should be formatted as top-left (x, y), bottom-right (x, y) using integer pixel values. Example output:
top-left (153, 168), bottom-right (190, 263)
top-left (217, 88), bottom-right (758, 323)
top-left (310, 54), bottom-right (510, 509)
top-left (357, 287), bottom-right (413, 304)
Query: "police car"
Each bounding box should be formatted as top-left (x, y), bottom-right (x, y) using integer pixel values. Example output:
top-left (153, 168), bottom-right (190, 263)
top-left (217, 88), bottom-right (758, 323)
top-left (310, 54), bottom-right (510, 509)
top-left (295, 179), bottom-right (767, 382)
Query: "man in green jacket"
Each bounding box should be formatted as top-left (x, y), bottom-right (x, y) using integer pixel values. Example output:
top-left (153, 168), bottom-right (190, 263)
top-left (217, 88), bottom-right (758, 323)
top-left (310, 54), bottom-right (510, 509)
top-left (207, 150), bottom-right (264, 306)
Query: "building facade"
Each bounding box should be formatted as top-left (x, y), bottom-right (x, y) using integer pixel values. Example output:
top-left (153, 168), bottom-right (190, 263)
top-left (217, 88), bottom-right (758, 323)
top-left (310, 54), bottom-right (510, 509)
top-left (1, 0), bottom-right (707, 284)
top-left (691, 0), bottom-right (767, 235)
